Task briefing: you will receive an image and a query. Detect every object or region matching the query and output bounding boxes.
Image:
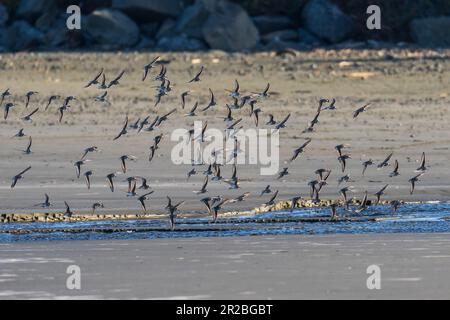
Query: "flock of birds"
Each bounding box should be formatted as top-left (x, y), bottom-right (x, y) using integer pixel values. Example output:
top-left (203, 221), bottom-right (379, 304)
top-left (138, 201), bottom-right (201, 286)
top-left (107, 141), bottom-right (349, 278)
top-left (3, 55), bottom-right (429, 230)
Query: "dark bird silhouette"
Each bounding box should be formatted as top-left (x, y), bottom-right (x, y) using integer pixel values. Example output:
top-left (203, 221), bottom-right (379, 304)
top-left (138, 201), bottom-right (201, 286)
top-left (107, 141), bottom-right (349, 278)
top-left (113, 115), bottom-right (129, 141)
top-left (11, 166), bottom-right (31, 188)
top-left (138, 191), bottom-right (154, 212)
top-left (188, 65), bottom-right (204, 83)
top-left (415, 152), bottom-right (427, 172)
top-left (353, 103), bottom-right (371, 118)
top-left (374, 184), bottom-right (389, 204)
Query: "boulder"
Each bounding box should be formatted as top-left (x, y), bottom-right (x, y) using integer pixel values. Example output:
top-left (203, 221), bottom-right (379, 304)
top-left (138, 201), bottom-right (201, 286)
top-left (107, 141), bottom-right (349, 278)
top-left (112, 0), bottom-right (183, 21)
top-left (175, 1), bottom-right (210, 39)
top-left (156, 19), bottom-right (176, 40)
top-left (261, 29), bottom-right (298, 44)
top-left (298, 28), bottom-right (322, 46)
top-left (3, 20), bottom-right (45, 51)
top-left (410, 17), bottom-right (450, 47)
top-left (140, 22), bottom-right (160, 38)
top-left (135, 36), bottom-right (156, 50)
top-left (157, 35), bottom-right (207, 51)
top-left (85, 9), bottom-right (140, 49)
top-left (301, 0), bottom-right (354, 43)
top-left (16, 0), bottom-right (56, 21)
top-left (202, 0), bottom-right (259, 51)
top-left (252, 15), bottom-right (294, 34)
top-left (0, 4), bottom-right (8, 27)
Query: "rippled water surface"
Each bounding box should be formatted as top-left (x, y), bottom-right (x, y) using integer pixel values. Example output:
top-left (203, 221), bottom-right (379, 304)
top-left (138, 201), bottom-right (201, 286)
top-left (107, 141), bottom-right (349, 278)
top-left (1, 203), bottom-right (450, 242)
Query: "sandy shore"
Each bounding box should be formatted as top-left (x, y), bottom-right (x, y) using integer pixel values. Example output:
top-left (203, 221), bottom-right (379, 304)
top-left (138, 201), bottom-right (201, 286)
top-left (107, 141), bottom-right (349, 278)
top-left (0, 49), bottom-right (450, 217)
top-left (0, 233), bottom-right (449, 299)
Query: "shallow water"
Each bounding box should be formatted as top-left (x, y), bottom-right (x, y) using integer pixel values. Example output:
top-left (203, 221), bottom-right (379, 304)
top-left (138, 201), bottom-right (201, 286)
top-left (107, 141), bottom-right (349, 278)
top-left (1, 203), bottom-right (450, 242)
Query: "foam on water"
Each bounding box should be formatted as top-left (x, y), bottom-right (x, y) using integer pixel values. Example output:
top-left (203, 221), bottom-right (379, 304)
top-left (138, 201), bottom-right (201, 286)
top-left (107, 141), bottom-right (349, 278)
top-left (1, 203), bottom-right (450, 242)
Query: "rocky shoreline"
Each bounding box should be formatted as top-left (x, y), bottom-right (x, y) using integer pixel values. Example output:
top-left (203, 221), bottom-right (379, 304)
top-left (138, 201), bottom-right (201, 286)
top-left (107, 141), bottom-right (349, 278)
top-left (1, 0), bottom-right (450, 53)
top-left (0, 199), bottom-right (440, 224)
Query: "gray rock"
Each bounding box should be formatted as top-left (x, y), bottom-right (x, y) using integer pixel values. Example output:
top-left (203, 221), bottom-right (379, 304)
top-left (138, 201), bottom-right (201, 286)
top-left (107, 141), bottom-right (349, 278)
top-left (112, 0), bottom-right (183, 21)
top-left (410, 17), bottom-right (450, 47)
top-left (202, 0), bottom-right (259, 51)
top-left (4, 20), bottom-right (45, 51)
top-left (261, 29), bottom-right (298, 44)
top-left (156, 19), bottom-right (176, 40)
top-left (16, 0), bottom-right (56, 21)
top-left (85, 9), bottom-right (140, 49)
top-left (140, 22), bottom-right (160, 38)
top-left (135, 36), bottom-right (156, 50)
top-left (175, 1), bottom-right (210, 39)
top-left (252, 15), bottom-right (294, 34)
top-left (301, 0), bottom-right (354, 43)
top-left (298, 28), bottom-right (322, 46)
top-left (157, 35), bottom-right (207, 51)
top-left (0, 4), bottom-right (8, 27)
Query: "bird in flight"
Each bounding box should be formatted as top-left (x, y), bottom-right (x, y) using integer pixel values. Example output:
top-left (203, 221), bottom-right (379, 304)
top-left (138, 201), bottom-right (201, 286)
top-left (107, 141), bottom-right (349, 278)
top-left (11, 166), bottom-right (32, 188)
top-left (113, 115), bottom-right (129, 141)
top-left (188, 65), bottom-right (204, 83)
top-left (353, 103), bottom-right (371, 118)
top-left (138, 191), bottom-right (154, 212)
top-left (142, 56), bottom-right (160, 81)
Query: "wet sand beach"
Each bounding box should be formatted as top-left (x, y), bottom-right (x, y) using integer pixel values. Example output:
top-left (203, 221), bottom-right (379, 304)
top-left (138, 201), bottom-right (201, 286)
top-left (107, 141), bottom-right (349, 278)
top-left (1, 233), bottom-right (450, 299)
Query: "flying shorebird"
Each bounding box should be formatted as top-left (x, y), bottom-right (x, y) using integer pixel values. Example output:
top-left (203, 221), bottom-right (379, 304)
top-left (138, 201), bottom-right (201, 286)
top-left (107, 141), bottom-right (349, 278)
top-left (155, 109), bottom-right (176, 126)
top-left (226, 79), bottom-right (240, 98)
top-left (11, 166), bottom-right (31, 188)
top-left (335, 144), bottom-right (347, 157)
top-left (58, 104), bottom-right (70, 123)
top-left (84, 170), bottom-right (93, 189)
top-left (127, 180), bottom-right (137, 197)
top-left (25, 91), bottom-right (38, 109)
top-left (185, 102), bottom-right (198, 116)
top-left (354, 191), bottom-right (368, 213)
top-left (194, 176), bottom-right (209, 194)
top-left (119, 155), bottom-right (137, 173)
top-left (138, 191), bottom-right (154, 212)
top-left (45, 95), bottom-right (60, 111)
top-left (277, 167), bottom-right (289, 180)
top-left (200, 197), bottom-right (212, 215)
top-left (136, 176), bottom-right (150, 190)
top-left (389, 160), bottom-right (400, 177)
top-left (22, 136), bottom-right (32, 154)
top-left (12, 128), bottom-right (25, 138)
top-left (84, 68), bottom-right (104, 88)
top-left (390, 200), bottom-right (401, 214)
top-left (224, 105), bottom-right (233, 122)
top-left (113, 115), bottom-right (129, 141)
top-left (3, 102), bottom-right (14, 120)
top-left (38, 193), bottom-right (52, 208)
top-left (142, 56), bottom-right (160, 81)
top-left (264, 190), bottom-right (279, 206)
top-left (106, 172), bottom-right (120, 192)
top-left (409, 173), bottom-right (424, 195)
top-left (180, 91), bottom-right (189, 109)
top-left (338, 154), bottom-right (351, 172)
top-left (81, 146), bottom-right (99, 160)
top-left (362, 159), bottom-right (373, 176)
top-left (188, 65), bottom-right (204, 83)
top-left (74, 159), bottom-right (91, 178)
top-left (290, 195), bottom-right (302, 211)
top-left (266, 114), bottom-right (276, 125)
top-left (275, 113), bottom-right (290, 130)
top-left (374, 184), bottom-right (389, 204)
top-left (95, 91), bottom-right (108, 103)
top-left (64, 201), bottom-right (74, 217)
top-left (260, 185), bottom-right (272, 197)
top-left (415, 152), bottom-right (427, 172)
top-left (211, 198), bottom-right (229, 222)
top-left (252, 83), bottom-right (270, 98)
top-left (186, 168), bottom-right (197, 180)
top-left (353, 103), bottom-right (371, 118)
top-left (107, 70), bottom-right (125, 88)
top-left (377, 152), bottom-right (393, 169)
top-left (0, 88), bottom-right (11, 105)
top-left (337, 174), bottom-right (351, 186)
top-left (166, 196), bottom-right (185, 230)
top-left (290, 139), bottom-right (312, 162)
top-left (229, 192), bottom-right (250, 203)
top-left (22, 107), bottom-right (39, 122)
top-left (92, 201), bottom-right (104, 214)
top-left (202, 88), bottom-right (217, 112)
top-left (97, 73), bottom-right (108, 90)
top-left (339, 187), bottom-right (351, 202)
